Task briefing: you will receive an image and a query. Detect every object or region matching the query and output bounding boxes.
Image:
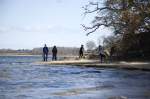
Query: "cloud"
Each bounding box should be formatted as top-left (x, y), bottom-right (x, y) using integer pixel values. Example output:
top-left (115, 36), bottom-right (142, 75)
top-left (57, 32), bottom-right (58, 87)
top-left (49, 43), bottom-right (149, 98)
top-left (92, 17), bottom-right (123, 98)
top-left (0, 25), bottom-right (53, 33)
top-left (55, 0), bottom-right (63, 3)
top-left (0, 25), bottom-right (78, 34)
top-left (0, 26), bottom-right (10, 33)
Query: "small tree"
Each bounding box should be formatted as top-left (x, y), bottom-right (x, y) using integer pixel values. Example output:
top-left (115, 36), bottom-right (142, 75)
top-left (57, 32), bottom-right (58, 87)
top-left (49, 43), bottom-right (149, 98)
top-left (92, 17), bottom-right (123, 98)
top-left (86, 41), bottom-right (96, 51)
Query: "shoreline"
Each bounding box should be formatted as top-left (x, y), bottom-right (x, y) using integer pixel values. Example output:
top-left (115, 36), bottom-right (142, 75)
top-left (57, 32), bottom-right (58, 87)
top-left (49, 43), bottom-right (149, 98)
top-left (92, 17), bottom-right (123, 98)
top-left (35, 59), bottom-right (150, 71)
top-left (1, 55), bottom-right (150, 71)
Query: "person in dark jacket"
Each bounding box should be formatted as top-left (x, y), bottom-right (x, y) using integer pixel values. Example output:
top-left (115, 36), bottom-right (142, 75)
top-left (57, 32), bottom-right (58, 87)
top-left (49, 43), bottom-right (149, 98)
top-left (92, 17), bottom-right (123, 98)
top-left (43, 44), bottom-right (49, 61)
top-left (52, 45), bottom-right (57, 61)
top-left (79, 45), bottom-right (84, 58)
top-left (98, 45), bottom-right (105, 63)
top-left (110, 46), bottom-right (115, 62)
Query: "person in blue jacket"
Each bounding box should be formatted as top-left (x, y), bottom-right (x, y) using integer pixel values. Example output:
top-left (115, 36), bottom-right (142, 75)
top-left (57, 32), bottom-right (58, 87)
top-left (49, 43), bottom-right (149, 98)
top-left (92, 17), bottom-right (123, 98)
top-left (43, 44), bottom-right (49, 61)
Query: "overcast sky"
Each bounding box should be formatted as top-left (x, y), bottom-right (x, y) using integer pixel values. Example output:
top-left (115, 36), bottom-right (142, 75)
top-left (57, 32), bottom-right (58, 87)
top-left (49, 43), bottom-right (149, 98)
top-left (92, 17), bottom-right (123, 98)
top-left (0, 0), bottom-right (112, 49)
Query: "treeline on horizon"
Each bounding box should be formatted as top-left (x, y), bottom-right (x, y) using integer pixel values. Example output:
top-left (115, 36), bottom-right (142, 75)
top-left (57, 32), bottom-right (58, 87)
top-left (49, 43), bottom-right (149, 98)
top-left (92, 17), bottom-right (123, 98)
top-left (0, 47), bottom-right (79, 56)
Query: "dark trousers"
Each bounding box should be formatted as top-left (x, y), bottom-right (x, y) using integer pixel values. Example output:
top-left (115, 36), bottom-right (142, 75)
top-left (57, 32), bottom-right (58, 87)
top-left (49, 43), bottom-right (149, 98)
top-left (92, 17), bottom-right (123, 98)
top-left (99, 53), bottom-right (105, 63)
top-left (79, 52), bottom-right (83, 58)
top-left (43, 53), bottom-right (48, 61)
top-left (52, 53), bottom-right (57, 61)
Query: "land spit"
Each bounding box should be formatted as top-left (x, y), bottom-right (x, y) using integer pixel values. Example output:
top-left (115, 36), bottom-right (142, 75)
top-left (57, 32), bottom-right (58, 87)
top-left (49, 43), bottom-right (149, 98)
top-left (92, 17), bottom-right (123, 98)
top-left (35, 59), bottom-right (150, 71)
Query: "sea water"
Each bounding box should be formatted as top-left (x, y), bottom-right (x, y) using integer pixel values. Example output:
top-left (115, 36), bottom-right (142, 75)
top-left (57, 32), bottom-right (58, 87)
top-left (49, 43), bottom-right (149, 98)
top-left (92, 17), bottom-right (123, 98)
top-left (0, 56), bottom-right (150, 99)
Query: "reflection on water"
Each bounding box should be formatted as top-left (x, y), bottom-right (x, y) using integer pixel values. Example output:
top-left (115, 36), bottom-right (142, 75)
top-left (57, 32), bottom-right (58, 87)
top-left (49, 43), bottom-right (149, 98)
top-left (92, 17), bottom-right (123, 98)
top-left (0, 56), bottom-right (150, 99)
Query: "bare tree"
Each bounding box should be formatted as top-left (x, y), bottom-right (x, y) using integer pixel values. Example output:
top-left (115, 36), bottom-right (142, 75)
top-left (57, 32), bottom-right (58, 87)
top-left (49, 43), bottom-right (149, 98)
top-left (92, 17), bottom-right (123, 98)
top-left (82, 0), bottom-right (150, 36)
top-left (82, 0), bottom-right (150, 55)
top-left (86, 41), bottom-right (96, 51)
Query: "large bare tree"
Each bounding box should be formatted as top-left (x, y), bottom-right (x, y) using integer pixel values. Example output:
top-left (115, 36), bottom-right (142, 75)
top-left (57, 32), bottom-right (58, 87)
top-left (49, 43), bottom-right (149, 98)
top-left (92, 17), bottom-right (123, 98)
top-left (82, 0), bottom-right (150, 36)
top-left (82, 0), bottom-right (150, 54)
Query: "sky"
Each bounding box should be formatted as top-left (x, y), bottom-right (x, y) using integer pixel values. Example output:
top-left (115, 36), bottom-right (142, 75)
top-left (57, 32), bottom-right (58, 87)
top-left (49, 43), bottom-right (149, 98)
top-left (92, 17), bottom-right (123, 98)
top-left (0, 0), bottom-right (112, 49)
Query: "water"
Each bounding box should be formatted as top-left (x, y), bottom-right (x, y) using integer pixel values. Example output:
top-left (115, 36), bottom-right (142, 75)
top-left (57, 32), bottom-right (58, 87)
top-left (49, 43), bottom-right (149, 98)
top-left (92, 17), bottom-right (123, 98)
top-left (0, 56), bottom-right (150, 99)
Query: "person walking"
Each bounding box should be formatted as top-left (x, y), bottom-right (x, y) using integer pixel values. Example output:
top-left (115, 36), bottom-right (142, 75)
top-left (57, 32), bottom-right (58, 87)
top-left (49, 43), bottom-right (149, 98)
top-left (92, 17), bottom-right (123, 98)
top-left (43, 44), bottom-right (49, 61)
top-left (79, 45), bottom-right (84, 58)
top-left (52, 45), bottom-right (57, 61)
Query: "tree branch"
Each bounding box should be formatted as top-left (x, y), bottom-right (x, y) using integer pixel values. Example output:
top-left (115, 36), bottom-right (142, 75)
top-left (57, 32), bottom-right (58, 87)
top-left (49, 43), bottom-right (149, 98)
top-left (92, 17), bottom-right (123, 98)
top-left (86, 26), bottom-right (100, 36)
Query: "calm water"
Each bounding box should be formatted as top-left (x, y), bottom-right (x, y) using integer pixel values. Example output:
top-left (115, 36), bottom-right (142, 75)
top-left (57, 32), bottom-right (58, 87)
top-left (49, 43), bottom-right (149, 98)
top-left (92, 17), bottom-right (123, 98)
top-left (0, 56), bottom-right (150, 99)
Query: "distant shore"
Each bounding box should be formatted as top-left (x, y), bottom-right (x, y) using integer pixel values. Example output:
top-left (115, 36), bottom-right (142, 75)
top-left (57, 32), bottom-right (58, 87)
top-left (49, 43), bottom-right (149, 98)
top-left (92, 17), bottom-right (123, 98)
top-left (0, 54), bottom-right (78, 57)
top-left (0, 54), bottom-right (40, 56)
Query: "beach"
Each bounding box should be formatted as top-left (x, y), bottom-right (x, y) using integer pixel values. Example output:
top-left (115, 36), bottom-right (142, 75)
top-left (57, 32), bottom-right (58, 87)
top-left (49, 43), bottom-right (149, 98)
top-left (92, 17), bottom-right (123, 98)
top-left (36, 59), bottom-right (150, 71)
